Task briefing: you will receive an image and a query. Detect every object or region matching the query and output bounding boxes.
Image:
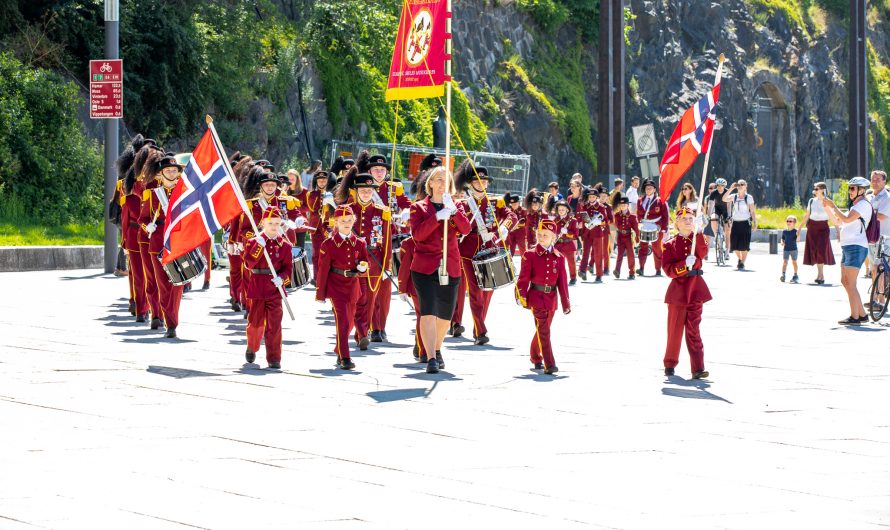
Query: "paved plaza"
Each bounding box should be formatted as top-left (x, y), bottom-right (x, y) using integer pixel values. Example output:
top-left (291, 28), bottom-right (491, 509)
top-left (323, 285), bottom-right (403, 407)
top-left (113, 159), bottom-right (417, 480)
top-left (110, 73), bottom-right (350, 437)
top-left (1, 243), bottom-right (888, 529)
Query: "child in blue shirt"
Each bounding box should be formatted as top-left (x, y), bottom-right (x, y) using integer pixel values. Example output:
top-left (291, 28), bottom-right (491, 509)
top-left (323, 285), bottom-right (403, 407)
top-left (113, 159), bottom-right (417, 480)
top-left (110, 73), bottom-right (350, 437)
top-left (781, 215), bottom-right (799, 283)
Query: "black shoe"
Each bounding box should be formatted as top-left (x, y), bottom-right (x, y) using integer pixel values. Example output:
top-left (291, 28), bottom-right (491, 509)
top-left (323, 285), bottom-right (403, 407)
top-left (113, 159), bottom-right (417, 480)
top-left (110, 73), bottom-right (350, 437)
top-left (474, 334), bottom-right (490, 346)
top-left (544, 365), bottom-right (559, 375)
top-left (245, 348), bottom-right (256, 364)
top-left (780, 273), bottom-right (786, 282)
top-left (202, 281), bottom-right (210, 290)
top-left (815, 278), bottom-right (825, 285)
top-left (232, 301), bottom-right (241, 312)
top-left (370, 330), bottom-right (383, 343)
top-left (426, 358), bottom-right (439, 374)
top-left (579, 270), bottom-right (588, 281)
top-left (654, 270), bottom-right (662, 277)
top-left (692, 370), bottom-right (709, 379)
top-left (533, 362), bottom-right (544, 370)
top-left (128, 300), bottom-right (136, 316)
top-left (858, 315), bottom-right (870, 323)
top-left (569, 278), bottom-right (577, 286)
top-left (604, 269), bottom-right (610, 276)
top-left (613, 270), bottom-right (620, 279)
top-left (380, 331), bottom-right (388, 342)
top-left (435, 351), bottom-right (445, 369)
top-left (838, 316), bottom-right (860, 326)
top-left (243, 311), bottom-right (248, 320)
top-left (339, 357), bottom-right (355, 370)
top-left (594, 276), bottom-right (603, 283)
top-left (136, 313), bottom-right (147, 323)
top-left (664, 367), bottom-right (675, 376)
top-left (791, 274), bottom-right (799, 284)
top-left (183, 283), bottom-right (192, 293)
top-left (420, 353), bottom-right (428, 363)
top-left (636, 268), bottom-right (644, 276)
top-left (413, 344), bottom-right (420, 361)
top-left (588, 266), bottom-right (595, 274)
top-left (358, 336), bottom-right (370, 350)
top-left (450, 323), bottom-right (465, 337)
top-left (165, 327), bottom-right (177, 339)
top-left (150, 317), bottom-right (161, 330)
top-left (628, 275), bottom-right (636, 280)
top-left (268, 361), bottom-right (281, 370)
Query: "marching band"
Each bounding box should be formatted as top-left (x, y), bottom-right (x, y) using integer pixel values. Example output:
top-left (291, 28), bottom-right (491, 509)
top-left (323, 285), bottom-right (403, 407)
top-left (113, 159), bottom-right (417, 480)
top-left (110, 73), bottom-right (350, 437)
top-left (112, 135), bottom-right (709, 378)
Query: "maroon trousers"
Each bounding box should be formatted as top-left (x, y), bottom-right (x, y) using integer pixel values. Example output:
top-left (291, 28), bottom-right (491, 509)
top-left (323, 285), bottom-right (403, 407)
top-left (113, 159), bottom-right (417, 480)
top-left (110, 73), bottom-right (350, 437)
top-left (127, 249), bottom-right (149, 315)
top-left (412, 293), bottom-right (426, 358)
top-left (371, 278), bottom-right (392, 332)
top-left (150, 256), bottom-right (184, 329)
top-left (614, 236), bottom-right (636, 276)
top-left (452, 273), bottom-right (468, 328)
top-left (530, 308), bottom-right (556, 369)
top-left (138, 244), bottom-right (161, 319)
top-left (460, 257), bottom-right (493, 337)
top-left (310, 230), bottom-right (325, 278)
top-left (638, 232), bottom-right (664, 273)
top-left (246, 297), bottom-right (283, 363)
top-left (331, 296), bottom-right (357, 361)
top-left (664, 302), bottom-right (705, 373)
top-left (581, 234), bottom-right (609, 277)
top-left (508, 231), bottom-right (526, 256)
top-left (228, 254), bottom-right (243, 304)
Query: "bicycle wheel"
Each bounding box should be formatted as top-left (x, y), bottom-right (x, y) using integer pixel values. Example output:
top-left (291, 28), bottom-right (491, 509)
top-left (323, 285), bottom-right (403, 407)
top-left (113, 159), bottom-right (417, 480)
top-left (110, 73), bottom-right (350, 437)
top-left (715, 231), bottom-right (725, 266)
top-left (869, 266), bottom-right (890, 321)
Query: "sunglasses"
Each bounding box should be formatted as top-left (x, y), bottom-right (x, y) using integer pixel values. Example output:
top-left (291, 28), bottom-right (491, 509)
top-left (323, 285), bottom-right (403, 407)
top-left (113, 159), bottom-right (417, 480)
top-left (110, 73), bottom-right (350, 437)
top-left (738, 184), bottom-right (747, 187)
top-left (786, 220), bottom-right (795, 223)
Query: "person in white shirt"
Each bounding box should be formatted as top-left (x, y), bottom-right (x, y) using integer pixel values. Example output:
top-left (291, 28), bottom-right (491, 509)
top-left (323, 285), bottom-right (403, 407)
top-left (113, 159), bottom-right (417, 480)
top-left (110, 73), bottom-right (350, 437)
top-left (822, 176), bottom-right (873, 325)
top-left (868, 170), bottom-right (890, 309)
top-left (627, 176), bottom-right (640, 215)
top-left (301, 160), bottom-right (321, 190)
top-left (722, 179), bottom-right (757, 270)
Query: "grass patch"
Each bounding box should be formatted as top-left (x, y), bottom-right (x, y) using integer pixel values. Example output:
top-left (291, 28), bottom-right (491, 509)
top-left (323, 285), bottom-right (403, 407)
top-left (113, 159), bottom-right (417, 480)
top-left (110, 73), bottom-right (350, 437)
top-left (748, 0), bottom-right (808, 36)
top-left (751, 55), bottom-right (781, 74)
top-left (756, 206), bottom-right (807, 230)
top-left (0, 220), bottom-right (103, 246)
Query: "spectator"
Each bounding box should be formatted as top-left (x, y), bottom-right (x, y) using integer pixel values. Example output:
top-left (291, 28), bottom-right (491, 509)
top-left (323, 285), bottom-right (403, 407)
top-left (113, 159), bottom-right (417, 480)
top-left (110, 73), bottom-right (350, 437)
top-left (799, 181), bottom-right (835, 284)
top-left (676, 183), bottom-right (699, 211)
top-left (707, 178), bottom-right (731, 258)
top-left (567, 180), bottom-right (584, 212)
top-left (868, 171), bottom-right (890, 305)
top-left (822, 176), bottom-right (872, 325)
top-left (627, 176), bottom-right (640, 215)
top-left (301, 160), bottom-right (321, 189)
top-left (723, 179), bottom-right (757, 270)
top-left (781, 215), bottom-right (800, 283)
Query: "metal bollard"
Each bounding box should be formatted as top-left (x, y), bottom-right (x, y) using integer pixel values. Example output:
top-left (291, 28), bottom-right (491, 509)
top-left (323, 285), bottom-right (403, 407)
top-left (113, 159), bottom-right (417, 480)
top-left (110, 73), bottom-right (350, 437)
top-left (769, 232), bottom-right (779, 254)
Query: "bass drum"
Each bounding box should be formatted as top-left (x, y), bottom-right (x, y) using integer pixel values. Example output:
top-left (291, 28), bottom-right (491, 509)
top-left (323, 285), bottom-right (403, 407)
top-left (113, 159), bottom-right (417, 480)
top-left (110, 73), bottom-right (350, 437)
top-left (290, 247), bottom-right (311, 290)
top-left (391, 234), bottom-right (410, 278)
top-left (159, 249), bottom-right (207, 286)
top-left (472, 247), bottom-right (515, 291)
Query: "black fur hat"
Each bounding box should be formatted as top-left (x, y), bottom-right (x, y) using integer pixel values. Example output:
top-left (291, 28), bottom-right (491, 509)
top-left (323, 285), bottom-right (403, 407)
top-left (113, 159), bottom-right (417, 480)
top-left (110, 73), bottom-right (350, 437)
top-left (335, 165), bottom-right (360, 204)
top-left (115, 134), bottom-right (144, 180)
top-left (523, 189), bottom-right (542, 209)
top-left (243, 165), bottom-right (270, 199)
top-left (329, 156), bottom-right (345, 176)
top-left (311, 170), bottom-right (331, 192)
top-left (133, 144), bottom-right (164, 181)
top-left (356, 150), bottom-right (371, 174)
top-left (420, 153), bottom-right (442, 172)
top-left (505, 192), bottom-right (521, 204)
top-left (229, 151), bottom-right (244, 165)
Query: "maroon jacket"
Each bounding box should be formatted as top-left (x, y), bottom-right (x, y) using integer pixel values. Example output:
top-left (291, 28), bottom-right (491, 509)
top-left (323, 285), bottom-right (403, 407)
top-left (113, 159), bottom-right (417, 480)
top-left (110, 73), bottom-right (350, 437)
top-left (614, 210), bottom-right (640, 241)
top-left (409, 196), bottom-right (472, 277)
top-left (315, 231), bottom-right (369, 302)
top-left (138, 179), bottom-right (172, 253)
top-left (397, 237), bottom-right (416, 297)
top-left (637, 194), bottom-right (670, 231)
top-left (553, 213), bottom-right (579, 256)
top-left (516, 244), bottom-right (571, 313)
top-left (458, 194), bottom-right (518, 257)
top-left (243, 235), bottom-right (293, 299)
top-left (579, 201), bottom-right (613, 238)
top-left (663, 232), bottom-right (712, 305)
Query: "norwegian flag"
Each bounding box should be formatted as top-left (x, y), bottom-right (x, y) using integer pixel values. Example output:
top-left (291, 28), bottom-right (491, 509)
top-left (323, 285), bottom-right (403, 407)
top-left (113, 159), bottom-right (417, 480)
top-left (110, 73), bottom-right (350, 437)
top-left (161, 129), bottom-right (243, 265)
top-left (658, 75), bottom-right (722, 200)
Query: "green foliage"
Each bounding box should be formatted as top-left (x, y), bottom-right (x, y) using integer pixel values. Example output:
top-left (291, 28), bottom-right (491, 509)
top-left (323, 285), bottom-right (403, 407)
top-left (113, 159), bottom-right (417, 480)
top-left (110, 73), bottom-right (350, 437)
top-left (868, 42), bottom-right (890, 166)
top-left (515, 0), bottom-right (570, 33)
top-left (757, 206), bottom-right (807, 229)
top-left (748, 0), bottom-right (809, 35)
top-left (0, 218), bottom-right (103, 246)
top-left (813, 0), bottom-right (848, 18)
top-left (0, 52), bottom-right (103, 225)
top-left (516, 0), bottom-right (598, 43)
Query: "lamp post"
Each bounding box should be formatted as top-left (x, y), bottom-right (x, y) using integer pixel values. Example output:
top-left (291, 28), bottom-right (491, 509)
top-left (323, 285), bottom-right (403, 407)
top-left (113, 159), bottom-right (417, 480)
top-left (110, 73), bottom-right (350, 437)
top-left (102, 0), bottom-right (120, 273)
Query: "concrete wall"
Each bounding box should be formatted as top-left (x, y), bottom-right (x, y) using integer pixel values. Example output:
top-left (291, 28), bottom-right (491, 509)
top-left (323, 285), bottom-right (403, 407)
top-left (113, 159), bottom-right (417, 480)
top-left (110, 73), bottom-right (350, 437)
top-left (0, 246), bottom-right (103, 272)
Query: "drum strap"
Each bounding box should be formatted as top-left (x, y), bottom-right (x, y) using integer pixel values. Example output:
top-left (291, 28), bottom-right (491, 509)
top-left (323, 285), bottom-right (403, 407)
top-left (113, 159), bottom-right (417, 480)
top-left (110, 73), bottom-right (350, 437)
top-left (259, 197), bottom-right (270, 211)
top-left (152, 187), bottom-right (170, 223)
top-left (465, 195), bottom-right (491, 237)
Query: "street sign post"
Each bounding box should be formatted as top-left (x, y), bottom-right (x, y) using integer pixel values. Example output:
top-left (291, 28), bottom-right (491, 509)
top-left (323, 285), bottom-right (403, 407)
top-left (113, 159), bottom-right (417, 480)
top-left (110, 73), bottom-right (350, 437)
top-left (89, 59), bottom-right (123, 119)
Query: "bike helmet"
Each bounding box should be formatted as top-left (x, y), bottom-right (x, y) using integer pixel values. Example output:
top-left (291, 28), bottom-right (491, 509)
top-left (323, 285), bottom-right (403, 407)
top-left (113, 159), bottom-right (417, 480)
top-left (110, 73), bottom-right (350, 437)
top-left (715, 178), bottom-right (727, 186)
top-left (847, 176), bottom-right (870, 188)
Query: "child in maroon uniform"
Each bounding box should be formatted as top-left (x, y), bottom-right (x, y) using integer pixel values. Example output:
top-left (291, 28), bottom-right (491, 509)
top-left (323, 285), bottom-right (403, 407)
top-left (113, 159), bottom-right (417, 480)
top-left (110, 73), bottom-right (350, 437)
top-left (242, 207), bottom-right (293, 369)
top-left (613, 197), bottom-right (640, 279)
top-left (553, 200), bottom-right (580, 285)
top-left (516, 219), bottom-right (571, 374)
top-left (315, 205), bottom-right (369, 370)
top-left (662, 206), bottom-right (712, 379)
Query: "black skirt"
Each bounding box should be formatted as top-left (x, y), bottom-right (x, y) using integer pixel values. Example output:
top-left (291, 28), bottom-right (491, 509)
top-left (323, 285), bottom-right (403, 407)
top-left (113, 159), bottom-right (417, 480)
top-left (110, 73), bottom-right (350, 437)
top-left (730, 220), bottom-right (752, 251)
top-left (411, 270), bottom-right (460, 320)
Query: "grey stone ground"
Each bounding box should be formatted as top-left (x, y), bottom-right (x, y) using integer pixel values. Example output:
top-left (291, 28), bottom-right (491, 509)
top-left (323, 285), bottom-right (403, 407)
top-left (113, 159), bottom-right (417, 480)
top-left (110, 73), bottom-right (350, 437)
top-left (1, 243), bottom-right (888, 529)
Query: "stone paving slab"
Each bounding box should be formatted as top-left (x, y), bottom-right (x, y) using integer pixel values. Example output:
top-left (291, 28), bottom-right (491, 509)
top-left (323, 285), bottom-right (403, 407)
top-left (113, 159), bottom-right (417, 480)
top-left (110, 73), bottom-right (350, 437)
top-left (0, 243), bottom-right (888, 529)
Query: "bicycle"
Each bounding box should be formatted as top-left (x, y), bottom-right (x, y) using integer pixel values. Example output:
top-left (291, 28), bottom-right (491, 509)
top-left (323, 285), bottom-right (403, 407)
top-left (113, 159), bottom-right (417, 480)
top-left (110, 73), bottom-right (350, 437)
top-left (869, 236), bottom-right (890, 321)
top-left (709, 216), bottom-right (728, 266)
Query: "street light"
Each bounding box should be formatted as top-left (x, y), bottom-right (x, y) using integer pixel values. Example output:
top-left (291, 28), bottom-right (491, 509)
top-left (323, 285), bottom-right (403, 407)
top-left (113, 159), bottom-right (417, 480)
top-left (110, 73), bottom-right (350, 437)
top-left (102, 0), bottom-right (119, 273)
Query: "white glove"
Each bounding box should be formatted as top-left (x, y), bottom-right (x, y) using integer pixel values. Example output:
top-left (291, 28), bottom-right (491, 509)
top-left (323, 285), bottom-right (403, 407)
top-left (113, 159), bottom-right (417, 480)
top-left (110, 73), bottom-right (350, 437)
top-left (482, 232), bottom-right (496, 243)
top-left (226, 243), bottom-right (235, 254)
top-left (272, 276), bottom-right (284, 288)
top-left (323, 192), bottom-right (336, 208)
top-left (235, 242), bottom-right (244, 253)
top-left (254, 234), bottom-right (266, 247)
top-left (498, 224), bottom-right (509, 240)
top-left (399, 210), bottom-right (411, 222)
top-left (560, 227), bottom-right (568, 236)
top-left (591, 219), bottom-right (602, 227)
top-left (294, 217), bottom-right (306, 228)
top-left (693, 216), bottom-right (704, 234)
top-left (442, 192), bottom-right (456, 210)
top-left (399, 293), bottom-right (408, 302)
top-left (356, 261), bottom-right (368, 273)
top-left (436, 207), bottom-right (454, 221)
top-left (145, 222), bottom-right (157, 235)
top-left (285, 219), bottom-right (297, 230)
top-left (685, 255), bottom-right (696, 268)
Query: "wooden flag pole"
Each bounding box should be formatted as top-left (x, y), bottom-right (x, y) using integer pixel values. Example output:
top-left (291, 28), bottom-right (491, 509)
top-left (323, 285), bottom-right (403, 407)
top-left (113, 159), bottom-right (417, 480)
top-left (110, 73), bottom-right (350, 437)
top-left (205, 115), bottom-right (295, 321)
top-left (439, 0), bottom-right (453, 286)
top-left (695, 54), bottom-right (725, 222)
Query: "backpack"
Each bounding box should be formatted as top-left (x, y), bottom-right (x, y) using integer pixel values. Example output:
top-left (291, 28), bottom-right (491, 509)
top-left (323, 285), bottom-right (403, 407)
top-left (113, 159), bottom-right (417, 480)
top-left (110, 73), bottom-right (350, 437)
top-left (860, 201), bottom-right (881, 244)
top-left (732, 194), bottom-right (752, 222)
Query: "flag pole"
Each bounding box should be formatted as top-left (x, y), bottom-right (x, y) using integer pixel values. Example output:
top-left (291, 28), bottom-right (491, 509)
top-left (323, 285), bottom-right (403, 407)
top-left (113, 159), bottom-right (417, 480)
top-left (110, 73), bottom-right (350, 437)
top-left (205, 115), bottom-right (295, 321)
top-left (695, 54), bottom-right (725, 221)
top-left (438, 0), bottom-right (453, 286)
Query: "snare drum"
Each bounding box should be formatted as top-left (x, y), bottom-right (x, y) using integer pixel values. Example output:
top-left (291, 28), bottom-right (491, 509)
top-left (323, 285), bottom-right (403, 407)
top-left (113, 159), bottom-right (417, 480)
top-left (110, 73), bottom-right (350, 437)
top-left (158, 249), bottom-right (207, 286)
top-left (472, 247), bottom-right (515, 291)
top-left (640, 221), bottom-right (659, 243)
top-left (290, 247), bottom-right (311, 290)
top-left (391, 234), bottom-right (410, 278)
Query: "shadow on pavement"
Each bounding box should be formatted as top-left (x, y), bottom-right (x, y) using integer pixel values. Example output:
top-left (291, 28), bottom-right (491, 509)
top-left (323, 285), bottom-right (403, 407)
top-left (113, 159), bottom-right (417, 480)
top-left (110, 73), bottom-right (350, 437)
top-left (122, 336), bottom-right (198, 344)
top-left (309, 368), bottom-right (364, 377)
top-left (61, 272), bottom-right (110, 281)
top-left (392, 363), bottom-right (425, 371)
top-left (148, 365), bottom-right (221, 378)
top-left (366, 388), bottom-right (429, 402)
top-left (662, 376), bottom-right (732, 403)
top-left (513, 373), bottom-right (566, 382)
top-left (403, 371), bottom-right (463, 382)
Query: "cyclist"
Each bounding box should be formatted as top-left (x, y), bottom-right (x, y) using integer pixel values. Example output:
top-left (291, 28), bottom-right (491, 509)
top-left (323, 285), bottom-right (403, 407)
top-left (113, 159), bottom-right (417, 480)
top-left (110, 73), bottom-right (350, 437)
top-left (707, 178), bottom-right (731, 259)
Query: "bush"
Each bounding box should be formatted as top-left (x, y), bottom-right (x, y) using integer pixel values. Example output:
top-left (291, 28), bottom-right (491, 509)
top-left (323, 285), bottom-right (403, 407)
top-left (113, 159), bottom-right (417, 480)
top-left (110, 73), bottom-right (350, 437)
top-left (0, 52), bottom-right (103, 225)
